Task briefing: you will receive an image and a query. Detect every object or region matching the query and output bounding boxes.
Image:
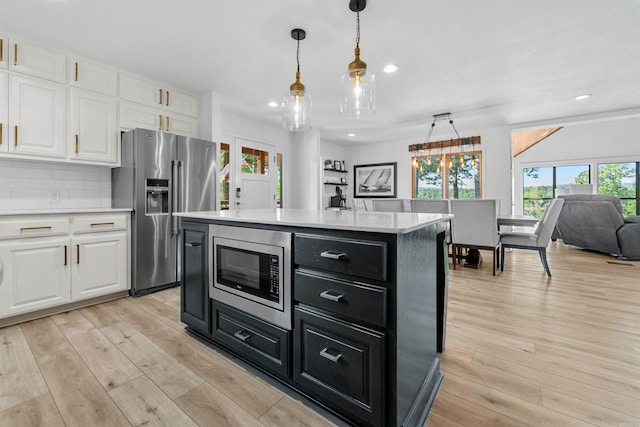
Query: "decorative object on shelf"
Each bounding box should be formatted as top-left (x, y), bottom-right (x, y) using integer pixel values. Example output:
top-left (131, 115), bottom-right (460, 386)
top-left (340, 177), bottom-right (347, 184)
top-left (354, 162), bottom-right (397, 198)
top-left (340, 0), bottom-right (375, 118)
top-left (324, 159), bottom-right (333, 169)
top-left (334, 160), bottom-right (342, 171)
top-left (282, 28), bottom-right (311, 132)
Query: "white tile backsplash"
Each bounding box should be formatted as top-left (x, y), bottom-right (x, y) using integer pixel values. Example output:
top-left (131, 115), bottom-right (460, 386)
top-left (0, 159), bottom-right (111, 211)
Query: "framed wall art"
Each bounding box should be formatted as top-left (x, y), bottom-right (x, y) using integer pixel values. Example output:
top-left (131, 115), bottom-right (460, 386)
top-left (353, 162), bottom-right (397, 198)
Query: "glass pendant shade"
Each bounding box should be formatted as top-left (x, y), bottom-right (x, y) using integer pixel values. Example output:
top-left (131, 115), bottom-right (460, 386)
top-left (282, 72), bottom-right (312, 132)
top-left (340, 48), bottom-right (375, 117)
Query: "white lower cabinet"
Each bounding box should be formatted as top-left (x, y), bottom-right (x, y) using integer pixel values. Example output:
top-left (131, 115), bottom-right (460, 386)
top-left (0, 236), bottom-right (71, 317)
top-left (71, 231), bottom-right (128, 301)
top-left (0, 213), bottom-right (130, 320)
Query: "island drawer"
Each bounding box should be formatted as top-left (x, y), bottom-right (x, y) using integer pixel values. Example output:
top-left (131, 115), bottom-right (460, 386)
top-left (212, 301), bottom-right (290, 378)
top-left (294, 234), bottom-right (387, 281)
top-left (295, 269), bottom-right (387, 328)
top-left (293, 305), bottom-right (385, 427)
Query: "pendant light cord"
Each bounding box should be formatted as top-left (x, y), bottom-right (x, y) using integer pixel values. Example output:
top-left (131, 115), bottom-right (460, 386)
top-left (296, 37), bottom-right (301, 73)
top-left (356, 10), bottom-right (361, 48)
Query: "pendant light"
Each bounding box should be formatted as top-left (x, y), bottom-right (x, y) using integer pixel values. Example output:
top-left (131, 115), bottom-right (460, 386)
top-left (282, 28), bottom-right (311, 132)
top-left (340, 0), bottom-right (375, 118)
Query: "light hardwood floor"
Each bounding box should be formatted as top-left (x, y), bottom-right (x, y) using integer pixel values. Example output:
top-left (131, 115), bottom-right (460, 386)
top-left (0, 241), bottom-right (638, 426)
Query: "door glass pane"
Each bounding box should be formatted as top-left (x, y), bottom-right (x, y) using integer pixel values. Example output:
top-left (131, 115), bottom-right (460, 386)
top-left (219, 143), bottom-right (230, 210)
top-left (556, 165), bottom-right (590, 192)
top-left (523, 166), bottom-right (553, 217)
top-left (415, 157), bottom-right (443, 199)
top-left (241, 146), bottom-right (269, 175)
top-left (276, 153), bottom-right (283, 208)
top-left (447, 154), bottom-right (481, 199)
top-left (598, 162), bottom-right (637, 216)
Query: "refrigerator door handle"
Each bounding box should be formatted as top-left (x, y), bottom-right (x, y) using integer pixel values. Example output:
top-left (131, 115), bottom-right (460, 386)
top-left (171, 160), bottom-right (178, 235)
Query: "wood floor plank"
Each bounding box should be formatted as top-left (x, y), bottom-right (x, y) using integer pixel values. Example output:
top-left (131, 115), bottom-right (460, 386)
top-left (20, 318), bottom-right (130, 427)
top-left (132, 293), bottom-right (185, 331)
top-left (100, 322), bottom-right (204, 399)
top-left (0, 393), bottom-right (65, 427)
top-left (145, 325), bottom-right (283, 418)
top-left (109, 376), bottom-right (198, 427)
top-left (0, 325), bottom-right (48, 412)
top-left (78, 300), bottom-right (124, 329)
top-left (56, 314), bottom-right (143, 391)
top-left (259, 396), bottom-right (337, 427)
top-left (174, 382), bottom-right (265, 427)
top-left (423, 411), bottom-right (466, 427)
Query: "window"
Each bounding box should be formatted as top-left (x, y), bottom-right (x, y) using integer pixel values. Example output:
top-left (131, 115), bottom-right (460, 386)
top-left (241, 146), bottom-right (269, 175)
top-left (412, 151), bottom-right (482, 199)
top-left (522, 164), bottom-right (590, 218)
top-left (598, 162), bottom-right (638, 216)
top-left (219, 143), bottom-right (230, 210)
top-left (276, 152), bottom-right (283, 208)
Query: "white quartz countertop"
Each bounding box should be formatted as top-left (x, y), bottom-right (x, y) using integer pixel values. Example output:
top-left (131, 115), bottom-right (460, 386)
top-left (174, 209), bottom-right (452, 234)
top-left (0, 208), bottom-right (132, 216)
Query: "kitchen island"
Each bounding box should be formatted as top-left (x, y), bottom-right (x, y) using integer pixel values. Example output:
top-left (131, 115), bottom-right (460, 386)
top-left (174, 209), bottom-right (450, 427)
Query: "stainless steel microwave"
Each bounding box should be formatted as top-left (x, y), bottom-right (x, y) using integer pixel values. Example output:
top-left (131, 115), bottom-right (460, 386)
top-left (209, 225), bottom-right (292, 330)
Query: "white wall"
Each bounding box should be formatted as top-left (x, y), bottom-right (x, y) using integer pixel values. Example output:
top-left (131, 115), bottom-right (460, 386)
top-left (0, 159), bottom-right (111, 211)
top-left (513, 117), bottom-right (640, 213)
top-left (289, 130), bottom-right (321, 210)
top-left (340, 125), bottom-right (513, 214)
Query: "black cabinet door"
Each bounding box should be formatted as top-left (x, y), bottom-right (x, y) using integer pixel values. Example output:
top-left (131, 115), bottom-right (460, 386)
top-left (294, 306), bottom-right (385, 427)
top-left (180, 223), bottom-right (210, 335)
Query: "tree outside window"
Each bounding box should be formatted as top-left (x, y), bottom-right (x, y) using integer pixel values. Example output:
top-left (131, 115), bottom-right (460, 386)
top-left (413, 151), bottom-right (482, 199)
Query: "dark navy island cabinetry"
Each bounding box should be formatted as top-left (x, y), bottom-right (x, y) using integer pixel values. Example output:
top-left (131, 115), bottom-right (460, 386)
top-left (177, 209), bottom-right (450, 427)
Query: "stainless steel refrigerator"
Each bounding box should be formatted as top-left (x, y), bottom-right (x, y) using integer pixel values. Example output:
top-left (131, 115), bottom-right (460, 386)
top-left (112, 128), bottom-right (217, 295)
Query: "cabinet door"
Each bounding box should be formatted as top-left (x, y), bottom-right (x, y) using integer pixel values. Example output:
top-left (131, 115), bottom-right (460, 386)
top-left (69, 58), bottom-right (118, 96)
top-left (70, 88), bottom-right (118, 164)
top-left (0, 237), bottom-right (71, 318)
top-left (0, 35), bottom-right (7, 69)
top-left (9, 38), bottom-right (66, 83)
top-left (119, 73), bottom-right (162, 106)
top-left (164, 113), bottom-right (199, 137)
top-left (8, 74), bottom-right (66, 158)
top-left (164, 87), bottom-right (199, 117)
top-left (0, 71), bottom-right (7, 152)
top-left (181, 224), bottom-right (210, 334)
top-left (119, 100), bottom-right (163, 132)
top-left (71, 231), bottom-right (128, 301)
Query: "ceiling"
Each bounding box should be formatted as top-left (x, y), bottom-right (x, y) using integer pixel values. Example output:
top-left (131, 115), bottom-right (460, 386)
top-left (1, 0), bottom-right (639, 146)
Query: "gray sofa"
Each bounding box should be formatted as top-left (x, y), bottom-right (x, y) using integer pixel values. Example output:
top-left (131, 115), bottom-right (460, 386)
top-left (555, 194), bottom-right (640, 260)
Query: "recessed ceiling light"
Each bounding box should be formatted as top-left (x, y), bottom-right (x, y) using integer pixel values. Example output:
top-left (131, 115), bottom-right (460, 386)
top-left (574, 94), bottom-right (591, 101)
top-left (268, 101), bottom-right (279, 108)
top-left (383, 64), bottom-right (399, 73)
top-left (348, 133), bottom-right (355, 137)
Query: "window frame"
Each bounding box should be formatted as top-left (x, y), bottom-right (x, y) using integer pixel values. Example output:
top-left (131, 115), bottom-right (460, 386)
top-left (411, 149), bottom-right (483, 199)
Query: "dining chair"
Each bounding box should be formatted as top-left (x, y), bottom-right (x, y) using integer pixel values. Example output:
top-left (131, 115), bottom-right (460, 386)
top-left (350, 198), bottom-right (367, 211)
top-left (370, 199), bottom-right (406, 212)
top-left (410, 199), bottom-right (450, 214)
top-left (450, 199), bottom-right (501, 275)
top-left (500, 198), bottom-right (565, 277)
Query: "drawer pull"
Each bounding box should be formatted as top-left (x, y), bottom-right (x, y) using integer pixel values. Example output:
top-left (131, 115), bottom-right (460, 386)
top-left (20, 226), bottom-right (52, 231)
top-left (76, 244), bottom-right (80, 264)
top-left (90, 222), bottom-right (115, 227)
top-left (64, 245), bottom-right (67, 266)
top-left (185, 242), bottom-right (201, 247)
top-left (234, 330), bottom-right (252, 342)
top-left (320, 290), bottom-right (344, 302)
top-left (320, 347), bottom-right (343, 363)
top-left (320, 250), bottom-right (347, 260)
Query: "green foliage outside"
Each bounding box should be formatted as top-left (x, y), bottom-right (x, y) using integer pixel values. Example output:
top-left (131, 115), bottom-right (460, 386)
top-left (414, 153), bottom-right (481, 200)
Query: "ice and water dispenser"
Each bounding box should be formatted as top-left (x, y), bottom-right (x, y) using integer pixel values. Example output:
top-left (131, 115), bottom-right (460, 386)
top-left (145, 179), bottom-right (169, 215)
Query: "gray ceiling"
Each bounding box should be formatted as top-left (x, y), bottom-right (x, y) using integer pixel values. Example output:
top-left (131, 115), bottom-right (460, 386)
top-left (1, 0), bottom-right (639, 145)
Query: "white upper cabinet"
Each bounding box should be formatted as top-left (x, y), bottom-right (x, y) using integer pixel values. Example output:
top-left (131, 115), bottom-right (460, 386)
top-left (164, 112), bottom-right (199, 137)
top-left (70, 88), bottom-right (118, 165)
top-left (8, 74), bottom-right (66, 158)
top-left (0, 35), bottom-right (7, 69)
top-left (0, 71), bottom-right (7, 152)
top-left (9, 37), bottom-right (66, 83)
top-left (163, 86), bottom-right (199, 117)
top-left (120, 72), bottom-right (163, 106)
top-left (119, 100), bottom-right (163, 132)
top-left (69, 57), bottom-right (118, 96)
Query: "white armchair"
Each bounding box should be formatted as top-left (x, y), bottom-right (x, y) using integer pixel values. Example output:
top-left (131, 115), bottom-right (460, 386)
top-left (450, 199), bottom-right (501, 275)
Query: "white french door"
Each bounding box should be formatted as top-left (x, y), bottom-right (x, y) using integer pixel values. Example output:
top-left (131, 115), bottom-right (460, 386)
top-left (234, 138), bottom-right (276, 210)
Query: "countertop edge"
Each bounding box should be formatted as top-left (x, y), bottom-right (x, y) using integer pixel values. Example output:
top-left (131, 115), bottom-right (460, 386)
top-left (0, 208), bottom-right (133, 216)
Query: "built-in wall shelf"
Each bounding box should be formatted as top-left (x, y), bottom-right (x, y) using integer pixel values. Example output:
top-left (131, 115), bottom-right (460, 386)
top-left (324, 168), bottom-right (348, 174)
top-left (324, 183), bottom-right (348, 186)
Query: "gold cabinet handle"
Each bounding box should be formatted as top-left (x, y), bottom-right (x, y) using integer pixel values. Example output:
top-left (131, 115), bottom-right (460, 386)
top-left (13, 43), bottom-right (17, 66)
top-left (64, 245), bottom-right (67, 266)
top-left (0, 123), bottom-right (3, 146)
top-left (0, 39), bottom-right (3, 62)
top-left (159, 115), bottom-right (163, 131)
top-left (75, 62), bottom-right (79, 81)
top-left (75, 134), bottom-right (79, 153)
top-left (76, 244), bottom-right (80, 264)
top-left (166, 116), bottom-right (170, 132)
top-left (159, 89), bottom-right (163, 105)
top-left (14, 125), bottom-right (18, 146)
top-left (166, 90), bottom-right (169, 107)
top-left (20, 226), bottom-right (52, 231)
top-left (90, 222), bottom-right (115, 227)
